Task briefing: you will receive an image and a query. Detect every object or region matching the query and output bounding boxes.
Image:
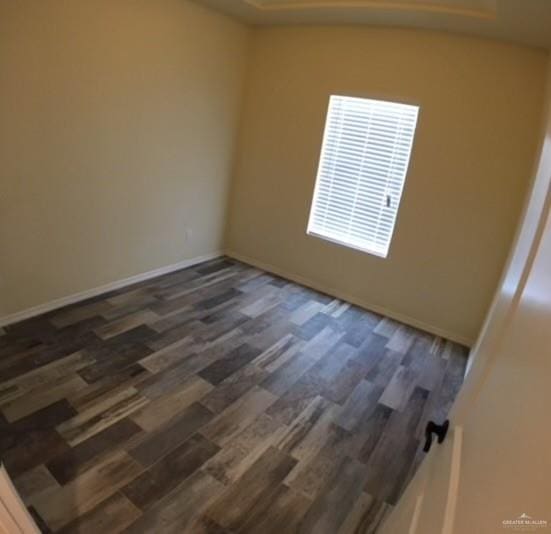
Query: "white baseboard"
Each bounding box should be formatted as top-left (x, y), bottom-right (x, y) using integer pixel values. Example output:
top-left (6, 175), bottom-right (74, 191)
top-left (225, 249), bottom-right (473, 347)
top-left (0, 251), bottom-right (223, 328)
top-left (2, 248), bottom-right (473, 346)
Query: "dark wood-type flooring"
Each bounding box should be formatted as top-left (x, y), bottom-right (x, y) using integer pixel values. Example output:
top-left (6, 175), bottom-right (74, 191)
top-left (0, 257), bottom-right (468, 533)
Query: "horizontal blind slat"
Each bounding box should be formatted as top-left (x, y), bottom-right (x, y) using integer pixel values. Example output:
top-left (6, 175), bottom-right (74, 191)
top-left (307, 95), bottom-right (418, 257)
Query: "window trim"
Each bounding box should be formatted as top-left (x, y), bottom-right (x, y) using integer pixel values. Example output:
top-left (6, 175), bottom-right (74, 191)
top-left (307, 228), bottom-right (389, 258)
top-left (306, 94), bottom-right (419, 259)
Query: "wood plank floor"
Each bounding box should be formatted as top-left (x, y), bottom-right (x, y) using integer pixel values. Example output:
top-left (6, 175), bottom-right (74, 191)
top-left (0, 257), bottom-right (468, 533)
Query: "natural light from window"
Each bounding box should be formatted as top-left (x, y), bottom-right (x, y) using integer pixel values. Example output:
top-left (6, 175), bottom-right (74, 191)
top-left (307, 95), bottom-right (419, 258)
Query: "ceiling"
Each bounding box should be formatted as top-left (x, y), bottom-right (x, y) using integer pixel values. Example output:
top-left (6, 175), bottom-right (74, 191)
top-left (192, 0), bottom-right (551, 49)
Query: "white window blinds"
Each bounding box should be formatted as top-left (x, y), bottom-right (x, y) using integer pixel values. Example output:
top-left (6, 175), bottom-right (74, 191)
top-left (307, 95), bottom-right (419, 258)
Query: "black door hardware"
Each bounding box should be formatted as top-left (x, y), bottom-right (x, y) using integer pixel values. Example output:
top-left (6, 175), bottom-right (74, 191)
top-left (423, 420), bottom-right (449, 453)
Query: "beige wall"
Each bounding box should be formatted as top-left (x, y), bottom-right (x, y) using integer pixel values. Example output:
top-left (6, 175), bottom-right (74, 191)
top-left (1, 7), bottom-right (546, 344)
top-left (382, 56), bottom-right (551, 534)
top-left (0, 0), bottom-right (249, 318)
top-left (226, 27), bottom-right (547, 344)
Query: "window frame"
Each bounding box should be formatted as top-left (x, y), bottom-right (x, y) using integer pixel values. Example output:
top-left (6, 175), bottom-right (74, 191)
top-left (306, 94), bottom-right (420, 259)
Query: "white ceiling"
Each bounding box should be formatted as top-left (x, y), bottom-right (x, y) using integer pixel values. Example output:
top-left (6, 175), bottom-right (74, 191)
top-left (193, 0), bottom-right (551, 49)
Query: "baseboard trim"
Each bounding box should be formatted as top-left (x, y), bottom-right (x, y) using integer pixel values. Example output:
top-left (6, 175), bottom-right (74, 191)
top-left (0, 251), bottom-right (223, 328)
top-left (225, 249), bottom-right (473, 347)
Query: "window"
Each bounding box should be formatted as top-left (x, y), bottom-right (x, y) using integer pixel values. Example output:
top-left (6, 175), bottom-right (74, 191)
top-left (307, 95), bottom-right (419, 258)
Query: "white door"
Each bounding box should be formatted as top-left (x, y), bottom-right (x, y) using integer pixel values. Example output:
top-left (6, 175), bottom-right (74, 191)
top-left (0, 466), bottom-right (40, 534)
top-left (381, 88), bottom-right (551, 534)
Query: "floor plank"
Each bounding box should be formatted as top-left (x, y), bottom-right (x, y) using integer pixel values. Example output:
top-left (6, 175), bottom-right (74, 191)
top-left (1, 257), bottom-right (468, 532)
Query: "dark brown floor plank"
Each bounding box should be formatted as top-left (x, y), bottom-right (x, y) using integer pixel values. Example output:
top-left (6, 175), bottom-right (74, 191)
top-left (238, 483), bottom-right (311, 534)
top-left (203, 446), bottom-right (297, 531)
top-left (128, 402), bottom-right (214, 467)
top-left (123, 433), bottom-right (219, 510)
top-left (198, 343), bottom-right (261, 386)
top-left (123, 470), bottom-right (225, 534)
top-left (57, 493), bottom-right (141, 534)
top-left (47, 418), bottom-right (143, 484)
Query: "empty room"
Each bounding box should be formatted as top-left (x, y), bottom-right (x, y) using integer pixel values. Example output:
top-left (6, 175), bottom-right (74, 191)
top-left (1, 1), bottom-right (551, 533)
